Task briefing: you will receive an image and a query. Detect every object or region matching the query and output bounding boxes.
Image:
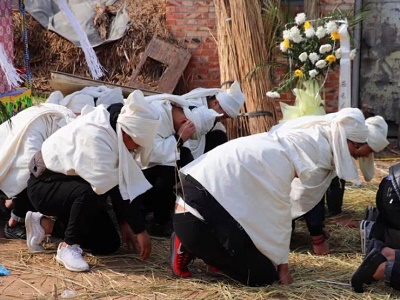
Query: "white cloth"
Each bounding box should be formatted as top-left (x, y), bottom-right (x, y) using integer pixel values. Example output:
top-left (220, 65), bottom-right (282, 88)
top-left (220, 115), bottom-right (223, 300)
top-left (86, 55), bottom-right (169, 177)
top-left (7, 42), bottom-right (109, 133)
top-left (41, 104), bottom-right (156, 201)
top-left (359, 115), bottom-right (389, 181)
top-left (116, 90), bottom-right (160, 200)
top-left (215, 81), bottom-right (245, 117)
top-left (181, 108), bottom-right (369, 266)
top-left (46, 86), bottom-right (124, 114)
top-left (144, 94), bottom-right (222, 166)
top-left (0, 104), bottom-right (76, 197)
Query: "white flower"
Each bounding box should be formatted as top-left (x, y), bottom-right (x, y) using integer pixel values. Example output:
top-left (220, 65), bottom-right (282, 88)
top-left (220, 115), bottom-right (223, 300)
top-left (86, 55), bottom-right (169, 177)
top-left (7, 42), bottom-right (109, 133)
top-left (350, 49), bottom-right (357, 60)
top-left (325, 20), bottom-right (338, 34)
top-left (309, 52), bottom-right (320, 64)
top-left (305, 27), bottom-right (315, 38)
top-left (319, 44), bottom-right (332, 54)
top-left (295, 13), bottom-right (306, 25)
top-left (266, 91), bottom-right (280, 98)
top-left (315, 60), bottom-right (327, 68)
top-left (289, 26), bottom-right (302, 43)
top-left (309, 69), bottom-right (319, 78)
top-left (335, 48), bottom-right (341, 59)
top-left (283, 29), bottom-right (290, 40)
top-left (299, 52), bottom-right (308, 62)
top-left (280, 41), bottom-right (288, 53)
top-left (316, 26), bottom-right (326, 39)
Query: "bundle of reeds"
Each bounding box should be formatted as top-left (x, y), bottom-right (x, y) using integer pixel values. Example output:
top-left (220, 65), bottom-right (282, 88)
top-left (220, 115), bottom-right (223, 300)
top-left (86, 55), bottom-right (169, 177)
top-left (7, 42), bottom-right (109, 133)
top-left (214, 0), bottom-right (281, 139)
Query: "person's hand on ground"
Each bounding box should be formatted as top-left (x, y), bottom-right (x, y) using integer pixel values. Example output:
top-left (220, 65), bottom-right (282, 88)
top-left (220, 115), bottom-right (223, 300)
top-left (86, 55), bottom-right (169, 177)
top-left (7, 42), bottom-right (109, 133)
top-left (278, 263), bottom-right (293, 284)
top-left (119, 221), bottom-right (136, 251)
top-left (136, 230), bottom-right (152, 260)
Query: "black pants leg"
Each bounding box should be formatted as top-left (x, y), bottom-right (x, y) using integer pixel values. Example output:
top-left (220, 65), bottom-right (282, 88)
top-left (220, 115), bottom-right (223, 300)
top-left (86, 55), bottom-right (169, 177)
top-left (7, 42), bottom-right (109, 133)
top-left (303, 199), bottom-right (325, 236)
top-left (27, 175), bottom-right (120, 254)
top-left (326, 176), bottom-right (345, 215)
top-left (11, 188), bottom-right (35, 222)
top-left (142, 165), bottom-right (179, 225)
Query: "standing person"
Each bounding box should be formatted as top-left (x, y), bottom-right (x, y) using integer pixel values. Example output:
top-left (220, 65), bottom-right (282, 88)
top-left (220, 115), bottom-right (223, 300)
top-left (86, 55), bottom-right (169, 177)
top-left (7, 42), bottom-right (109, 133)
top-left (25, 90), bottom-right (160, 272)
top-left (0, 103), bottom-right (76, 239)
top-left (170, 108), bottom-right (369, 286)
top-left (141, 81), bottom-right (245, 237)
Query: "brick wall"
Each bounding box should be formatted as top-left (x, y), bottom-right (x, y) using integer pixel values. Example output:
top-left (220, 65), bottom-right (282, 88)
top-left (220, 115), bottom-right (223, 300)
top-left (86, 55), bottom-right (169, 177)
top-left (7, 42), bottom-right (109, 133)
top-left (166, 0), bottom-right (355, 114)
top-left (165, 0), bottom-right (220, 92)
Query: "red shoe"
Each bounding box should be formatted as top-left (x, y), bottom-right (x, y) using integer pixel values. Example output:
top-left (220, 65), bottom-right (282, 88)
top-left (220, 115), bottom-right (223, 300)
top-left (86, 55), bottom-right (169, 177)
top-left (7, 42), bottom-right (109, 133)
top-left (170, 232), bottom-right (193, 277)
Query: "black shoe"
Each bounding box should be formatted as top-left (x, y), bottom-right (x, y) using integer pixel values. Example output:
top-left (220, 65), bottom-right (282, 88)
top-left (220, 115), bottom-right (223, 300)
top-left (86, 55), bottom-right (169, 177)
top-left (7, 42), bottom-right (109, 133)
top-left (4, 222), bottom-right (27, 240)
top-left (351, 248), bottom-right (387, 293)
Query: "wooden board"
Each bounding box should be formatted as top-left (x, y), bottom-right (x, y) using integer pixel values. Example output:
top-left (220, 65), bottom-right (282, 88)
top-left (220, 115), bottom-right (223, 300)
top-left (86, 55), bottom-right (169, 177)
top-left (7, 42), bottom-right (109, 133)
top-left (50, 71), bottom-right (160, 97)
top-left (128, 38), bottom-right (191, 93)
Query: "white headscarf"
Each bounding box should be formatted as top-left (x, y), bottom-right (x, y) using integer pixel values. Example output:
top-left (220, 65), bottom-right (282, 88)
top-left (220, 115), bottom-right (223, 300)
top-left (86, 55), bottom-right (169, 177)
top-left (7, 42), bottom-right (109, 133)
top-left (271, 107), bottom-right (369, 181)
top-left (359, 116), bottom-right (389, 181)
top-left (215, 81), bottom-right (245, 117)
top-left (116, 90), bottom-right (160, 200)
top-left (46, 86), bottom-right (124, 114)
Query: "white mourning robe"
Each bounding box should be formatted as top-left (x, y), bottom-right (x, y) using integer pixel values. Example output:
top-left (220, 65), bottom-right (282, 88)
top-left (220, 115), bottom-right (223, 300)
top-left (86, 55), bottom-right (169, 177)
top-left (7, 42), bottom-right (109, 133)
top-left (41, 106), bottom-right (151, 198)
top-left (181, 126), bottom-right (336, 266)
top-left (0, 104), bottom-right (75, 197)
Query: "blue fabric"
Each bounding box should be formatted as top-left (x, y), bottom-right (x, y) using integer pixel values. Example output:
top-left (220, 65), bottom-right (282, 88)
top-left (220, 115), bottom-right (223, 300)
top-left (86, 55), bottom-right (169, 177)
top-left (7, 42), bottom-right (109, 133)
top-left (0, 265), bottom-right (10, 276)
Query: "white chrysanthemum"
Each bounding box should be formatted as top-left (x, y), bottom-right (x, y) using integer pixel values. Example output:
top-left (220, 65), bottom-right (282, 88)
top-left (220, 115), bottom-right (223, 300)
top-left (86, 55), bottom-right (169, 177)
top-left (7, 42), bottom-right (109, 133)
top-left (299, 52), bottom-right (308, 62)
top-left (280, 41), bottom-right (288, 53)
top-left (283, 29), bottom-right (290, 40)
top-left (266, 91), bottom-right (280, 98)
top-left (289, 26), bottom-right (302, 43)
top-left (295, 12), bottom-right (306, 25)
top-left (316, 26), bottom-right (326, 39)
top-left (315, 60), bottom-right (327, 68)
top-left (350, 49), bottom-right (357, 60)
top-left (309, 52), bottom-right (320, 64)
top-left (309, 69), bottom-right (319, 78)
top-left (305, 27), bottom-right (315, 38)
top-left (335, 48), bottom-right (341, 59)
top-left (319, 44), bottom-right (332, 54)
top-left (325, 20), bottom-right (338, 34)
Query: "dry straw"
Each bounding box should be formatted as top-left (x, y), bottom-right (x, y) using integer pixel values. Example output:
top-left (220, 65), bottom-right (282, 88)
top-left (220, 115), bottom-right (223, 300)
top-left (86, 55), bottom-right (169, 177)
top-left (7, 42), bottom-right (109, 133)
top-left (214, 0), bottom-right (280, 139)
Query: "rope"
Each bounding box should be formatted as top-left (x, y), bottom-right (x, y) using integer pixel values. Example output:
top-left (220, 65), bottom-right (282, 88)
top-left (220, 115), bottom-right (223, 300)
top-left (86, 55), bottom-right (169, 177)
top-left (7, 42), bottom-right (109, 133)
top-left (18, 0), bottom-right (32, 88)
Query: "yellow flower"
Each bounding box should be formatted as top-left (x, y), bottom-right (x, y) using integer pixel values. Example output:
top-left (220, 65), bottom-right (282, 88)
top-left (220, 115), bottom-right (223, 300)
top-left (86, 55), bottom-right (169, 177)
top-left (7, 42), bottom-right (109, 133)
top-left (331, 31), bottom-right (340, 40)
top-left (294, 69), bottom-right (303, 77)
top-left (304, 21), bottom-right (311, 30)
top-left (325, 54), bottom-right (337, 64)
top-left (283, 38), bottom-right (290, 49)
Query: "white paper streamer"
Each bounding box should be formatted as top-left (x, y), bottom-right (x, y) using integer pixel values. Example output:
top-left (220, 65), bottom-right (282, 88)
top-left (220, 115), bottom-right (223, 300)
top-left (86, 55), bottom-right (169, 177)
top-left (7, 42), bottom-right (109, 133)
top-left (338, 21), bottom-right (351, 110)
top-left (0, 43), bottom-right (22, 90)
top-left (57, 0), bottom-right (105, 79)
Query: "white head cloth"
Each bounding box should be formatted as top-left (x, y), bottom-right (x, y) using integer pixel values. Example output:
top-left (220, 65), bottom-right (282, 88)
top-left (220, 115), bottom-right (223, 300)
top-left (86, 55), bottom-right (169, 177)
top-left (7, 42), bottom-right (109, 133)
top-left (271, 107), bottom-right (368, 180)
top-left (116, 90), bottom-right (160, 200)
top-left (144, 93), bottom-right (222, 139)
top-left (359, 116), bottom-right (389, 181)
top-left (46, 86), bottom-right (124, 114)
top-left (215, 81), bottom-right (245, 117)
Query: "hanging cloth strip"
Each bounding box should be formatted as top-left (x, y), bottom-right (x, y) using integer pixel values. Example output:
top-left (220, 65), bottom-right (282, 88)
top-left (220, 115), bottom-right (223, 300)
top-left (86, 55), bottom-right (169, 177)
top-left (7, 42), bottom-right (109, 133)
top-left (18, 0), bottom-right (32, 88)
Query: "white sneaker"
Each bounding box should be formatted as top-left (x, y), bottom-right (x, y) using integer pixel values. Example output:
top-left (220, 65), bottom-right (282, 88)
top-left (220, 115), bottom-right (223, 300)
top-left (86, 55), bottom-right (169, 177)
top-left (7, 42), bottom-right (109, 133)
top-left (25, 211), bottom-right (45, 252)
top-left (56, 243), bottom-right (89, 272)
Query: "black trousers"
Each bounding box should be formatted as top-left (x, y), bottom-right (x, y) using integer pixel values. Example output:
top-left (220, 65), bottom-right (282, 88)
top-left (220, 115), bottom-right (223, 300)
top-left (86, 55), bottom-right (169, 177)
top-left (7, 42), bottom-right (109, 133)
top-left (27, 174), bottom-right (120, 254)
top-left (325, 176), bottom-right (346, 215)
top-left (11, 188), bottom-right (35, 222)
top-left (143, 130), bottom-right (227, 225)
top-left (174, 175), bottom-right (277, 287)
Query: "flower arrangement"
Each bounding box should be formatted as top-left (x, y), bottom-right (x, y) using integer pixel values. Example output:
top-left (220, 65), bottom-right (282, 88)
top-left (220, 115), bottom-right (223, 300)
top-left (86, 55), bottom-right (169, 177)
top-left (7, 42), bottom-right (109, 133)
top-left (266, 12), bottom-right (357, 99)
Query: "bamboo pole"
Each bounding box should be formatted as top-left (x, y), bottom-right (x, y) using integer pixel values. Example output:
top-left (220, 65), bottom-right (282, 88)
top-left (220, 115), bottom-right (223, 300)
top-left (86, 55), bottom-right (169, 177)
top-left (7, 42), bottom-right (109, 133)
top-left (214, 0), bottom-right (278, 139)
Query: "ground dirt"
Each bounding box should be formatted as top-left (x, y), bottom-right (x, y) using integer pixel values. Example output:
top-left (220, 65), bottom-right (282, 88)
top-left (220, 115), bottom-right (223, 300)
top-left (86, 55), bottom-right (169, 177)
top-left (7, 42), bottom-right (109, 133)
top-left (0, 140), bottom-right (399, 300)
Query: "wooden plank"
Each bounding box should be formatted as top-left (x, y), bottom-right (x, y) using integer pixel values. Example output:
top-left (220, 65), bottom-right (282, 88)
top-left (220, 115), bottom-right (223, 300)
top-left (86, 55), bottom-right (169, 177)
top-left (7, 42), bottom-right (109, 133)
top-left (128, 38), bottom-right (191, 93)
top-left (50, 71), bottom-right (160, 97)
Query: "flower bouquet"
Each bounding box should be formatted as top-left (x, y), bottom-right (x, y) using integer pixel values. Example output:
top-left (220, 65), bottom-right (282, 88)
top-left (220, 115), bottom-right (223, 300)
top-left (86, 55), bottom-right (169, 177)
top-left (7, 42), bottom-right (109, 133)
top-left (266, 12), bottom-right (357, 118)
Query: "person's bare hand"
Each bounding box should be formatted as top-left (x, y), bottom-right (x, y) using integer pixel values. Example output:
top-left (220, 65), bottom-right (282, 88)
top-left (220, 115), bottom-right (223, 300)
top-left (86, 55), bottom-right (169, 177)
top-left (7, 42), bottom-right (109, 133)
top-left (176, 120), bottom-right (196, 143)
top-left (119, 221), bottom-right (136, 251)
top-left (278, 263), bottom-right (293, 285)
top-left (136, 230), bottom-right (152, 260)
